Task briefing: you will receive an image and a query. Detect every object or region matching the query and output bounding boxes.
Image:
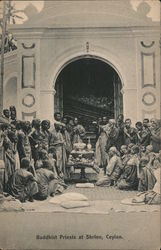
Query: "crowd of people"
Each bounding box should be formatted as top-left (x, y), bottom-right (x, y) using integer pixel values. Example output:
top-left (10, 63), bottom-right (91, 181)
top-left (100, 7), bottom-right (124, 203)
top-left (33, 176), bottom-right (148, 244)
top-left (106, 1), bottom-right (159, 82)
top-left (0, 108), bottom-right (86, 203)
top-left (0, 106), bottom-right (160, 204)
top-left (95, 115), bottom-right (161, 204)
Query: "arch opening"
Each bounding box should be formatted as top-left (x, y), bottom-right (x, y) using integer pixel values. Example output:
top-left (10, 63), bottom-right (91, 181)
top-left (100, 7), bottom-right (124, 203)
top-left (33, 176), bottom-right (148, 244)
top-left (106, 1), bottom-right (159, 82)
top-left (54, 57), bottom-right (123, 130)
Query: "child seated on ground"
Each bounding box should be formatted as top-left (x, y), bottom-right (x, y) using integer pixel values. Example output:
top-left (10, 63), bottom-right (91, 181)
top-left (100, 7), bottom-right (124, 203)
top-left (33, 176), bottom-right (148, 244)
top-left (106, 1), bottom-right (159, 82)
top-left (9, 157), bottom-right (38, 203)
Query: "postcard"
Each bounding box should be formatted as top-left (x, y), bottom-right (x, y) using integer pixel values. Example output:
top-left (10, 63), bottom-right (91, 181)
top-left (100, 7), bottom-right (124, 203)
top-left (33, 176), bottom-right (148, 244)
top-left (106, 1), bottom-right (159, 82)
top-left (0, 0), bottom-right (160, 249)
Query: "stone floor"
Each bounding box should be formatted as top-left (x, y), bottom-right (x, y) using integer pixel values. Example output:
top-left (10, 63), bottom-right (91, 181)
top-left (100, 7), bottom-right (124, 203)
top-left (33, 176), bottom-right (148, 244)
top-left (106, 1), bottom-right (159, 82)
top-left (64, 168), bottom-right (138, 201)
top-left (63, 185), bottom-right (138, 201)
top-left (1, 169), bottom-right (160, 250)
top-left (21, 168), bottom-right (140, 212)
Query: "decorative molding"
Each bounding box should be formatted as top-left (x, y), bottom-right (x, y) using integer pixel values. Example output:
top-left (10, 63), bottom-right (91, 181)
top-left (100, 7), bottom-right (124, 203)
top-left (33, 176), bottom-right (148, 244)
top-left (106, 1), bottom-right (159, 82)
top-left (22, 43), bottom-right (36, 49)
top-left (22, 55), bottom-right (36, 88)
top-left (141, 41), bottom-right (155, 48)
top-left (22, 111), bottom-right (36, 121)
top-left (40, 89), bottom-right (56, 95)
top-left (22, 94), bottom-right (35, 108)
top-left (141, 52), bottom-right (156, 88)
top-left (86, 42), bottom-right (89, 53)
top-left (142, 92), bottom-right (156, 106)
top-left (11, 26), bottom-right (160, 41)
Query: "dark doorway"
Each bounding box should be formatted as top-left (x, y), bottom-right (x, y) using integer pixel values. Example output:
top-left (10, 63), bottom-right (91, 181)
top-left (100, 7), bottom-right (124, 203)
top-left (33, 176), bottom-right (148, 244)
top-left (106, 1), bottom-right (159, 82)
top-left (54, 57), bottom-right (123, 130)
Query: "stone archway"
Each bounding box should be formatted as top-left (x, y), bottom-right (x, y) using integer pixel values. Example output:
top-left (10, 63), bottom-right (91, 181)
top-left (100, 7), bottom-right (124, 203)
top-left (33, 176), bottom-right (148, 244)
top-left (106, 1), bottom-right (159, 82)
top-left (54, 55), bottom-right (123, 127)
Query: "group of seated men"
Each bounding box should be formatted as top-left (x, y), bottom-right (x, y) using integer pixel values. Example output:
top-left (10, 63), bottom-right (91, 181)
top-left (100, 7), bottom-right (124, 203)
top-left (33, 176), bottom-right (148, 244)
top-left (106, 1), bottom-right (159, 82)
top-left (95, 115), bottom-right (161, 204)
top-left (0, 107), bottom-right (160, 204)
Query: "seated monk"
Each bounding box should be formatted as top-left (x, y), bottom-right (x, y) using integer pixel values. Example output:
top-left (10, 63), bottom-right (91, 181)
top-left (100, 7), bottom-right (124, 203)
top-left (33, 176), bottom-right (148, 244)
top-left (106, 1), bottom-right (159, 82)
top-left (132, 164), bottom-right (160, 205)
top-left (143, 166), bottom-right (160, 204)
top-left (9, 157), bottom-right (38, 202)
top-left (120, 145), bottom-right (130, 168)
top-left (35, 149), bottom-right (49, 170)
top-left (138, 157), bottom-right (156, 192)
top-left (34, 160), bottom-right (65, 200)
top-left (96, 147), bottom-right (123, 187)
top-left (152, 150), bottom-right (161, 169)
top-left (117, 145), bottom-right (140, 190)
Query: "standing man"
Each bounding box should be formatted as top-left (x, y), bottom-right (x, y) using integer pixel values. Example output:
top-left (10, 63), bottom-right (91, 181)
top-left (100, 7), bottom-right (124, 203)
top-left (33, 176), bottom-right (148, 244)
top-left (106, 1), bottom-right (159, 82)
top-left (2, 109), bottom-right (10, 122)
top-left (9, 106), bottom-right (17, 123)
top-left (141, 119), bottom-right (151, 147)
top-left (95, 118), bottom-right (110, 175)
top-left (54, 112), bottom-right (62, 123)
top-left (29, 119), bottom-right (42, 163)
top-left (40, 120), bottom-right (51, 152)
top-left (106, 119), bottom-right (119, 152)
top-left (116, 114), bottom-right (124, 149)
top-left (61, 124), bottom-right (72, 160)
top-left (17, 121), bottom-right (32, 162)
top-left (150, 119), bottom-right (161, 153)
top-left (135, 121), bottom-right (143, 145)
top-left (49, 123), bottom-right (67, 177)
top-left (71, 117), bottom-right (86, 145)
top-left (124, 119), bottom-right (137, 145)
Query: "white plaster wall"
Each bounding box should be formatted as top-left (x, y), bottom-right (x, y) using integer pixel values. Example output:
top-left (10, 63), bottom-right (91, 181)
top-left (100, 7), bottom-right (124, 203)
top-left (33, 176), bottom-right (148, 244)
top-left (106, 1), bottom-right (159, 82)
top-left (8, 0), bottom-right (160, 123)
top-left (136, 36), bottom-right (160, 121)
top-left (15, 39), bottom-right (41, 120)
top-left (39, 30), bottom-right (138, 124)
top-left (3, 28), bottom-right (160, 125)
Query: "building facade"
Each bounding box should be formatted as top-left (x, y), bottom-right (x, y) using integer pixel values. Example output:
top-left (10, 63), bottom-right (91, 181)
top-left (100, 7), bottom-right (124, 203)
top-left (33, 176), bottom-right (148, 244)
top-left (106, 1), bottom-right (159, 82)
top-left (2, 0), bottom-right (160, 124)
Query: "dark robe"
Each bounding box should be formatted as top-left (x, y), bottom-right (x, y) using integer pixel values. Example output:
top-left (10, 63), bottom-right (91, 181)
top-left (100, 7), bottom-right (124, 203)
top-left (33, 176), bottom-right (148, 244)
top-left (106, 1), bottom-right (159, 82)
top-left (62, 129), bottom-right (72, 159)
top-left (17, 131), bottom-right (31, 161)
top-left (9, 168), bottom-right (38, 202)
top-left (40, 129), bottom-right (51, 152)
top-left (35, 168), bottom-right (65, 200)
top-left (106, 127), bottom-right (119, 151)
top-left (96, 155), bottom-right (123, 186)
top-left (4, 149), bottom-right (15, 191)
top-left (124, 127), bottom-right (137, 145)
top-left (117, 154), bottom-right (139, 190)
top-left (49, 130), bottom-right (67, 176)
top-left (117, 122), bottom-right (124, 149)
top-left (71, 124), bottom-right (86, 145)
top-left (140, 127), bottom-right (151, 146)
top-left (150, 127), bottom-right (161, 153)
top-left (95, 124), bottom-right (110, 167)
top-left (121, 154), bottom-right (130, 168)
top-left (29, 129), bottom-right (44, 162)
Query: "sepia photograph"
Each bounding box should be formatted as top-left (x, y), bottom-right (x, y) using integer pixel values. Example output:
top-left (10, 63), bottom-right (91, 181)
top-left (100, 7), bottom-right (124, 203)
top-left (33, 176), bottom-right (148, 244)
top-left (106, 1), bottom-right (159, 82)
top-left (0, 0), bottom-right (160, 249)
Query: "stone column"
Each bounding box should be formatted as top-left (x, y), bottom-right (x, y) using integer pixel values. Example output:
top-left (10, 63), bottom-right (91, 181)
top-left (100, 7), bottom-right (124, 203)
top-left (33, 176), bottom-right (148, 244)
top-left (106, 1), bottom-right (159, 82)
top-left (14, 38), bottom-right (41, 121)
top-left (40, 89), bottom-right (55, 122)
top-left (123, 88), bottom-right (137, 125)
top-left (136, 37), bottom-right (160, 121)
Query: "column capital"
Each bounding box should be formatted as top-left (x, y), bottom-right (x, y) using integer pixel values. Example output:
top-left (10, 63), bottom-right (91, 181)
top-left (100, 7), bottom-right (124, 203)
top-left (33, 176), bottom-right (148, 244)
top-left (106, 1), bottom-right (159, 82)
top-left (40, 89), bottom-right (56, 95)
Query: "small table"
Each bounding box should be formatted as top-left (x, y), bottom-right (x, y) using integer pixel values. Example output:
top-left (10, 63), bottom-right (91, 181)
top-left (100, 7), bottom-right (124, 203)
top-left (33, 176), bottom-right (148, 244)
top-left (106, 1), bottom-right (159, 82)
top-left (67, 150), bottom-right (99, 182)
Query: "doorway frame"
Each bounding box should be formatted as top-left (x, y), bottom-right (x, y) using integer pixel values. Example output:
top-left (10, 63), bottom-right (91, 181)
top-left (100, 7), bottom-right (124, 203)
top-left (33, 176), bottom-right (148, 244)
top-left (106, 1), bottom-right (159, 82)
top-left (52, 53), bottom-right (124, 119)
